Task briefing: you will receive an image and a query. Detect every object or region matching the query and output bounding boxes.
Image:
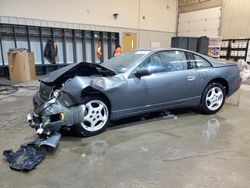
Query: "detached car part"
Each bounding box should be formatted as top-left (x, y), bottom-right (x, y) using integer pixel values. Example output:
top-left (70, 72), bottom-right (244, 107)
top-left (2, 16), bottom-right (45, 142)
top-left (3, 144), bottom-right (46, 171)
top-left (3, 132), bottom-right (61, 171)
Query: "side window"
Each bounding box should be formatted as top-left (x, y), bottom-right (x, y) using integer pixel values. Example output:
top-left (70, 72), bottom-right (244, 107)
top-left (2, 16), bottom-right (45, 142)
top-left (186, 52), bottom-right (196, 69)
top-left (160, 51), bottom-right (187, 72)
top-left (138, 52), bottom-right (165, 73)
top-left (194, 54), bottom-right (211, 68)
top-left (138, 50), bottom-right (187, 73)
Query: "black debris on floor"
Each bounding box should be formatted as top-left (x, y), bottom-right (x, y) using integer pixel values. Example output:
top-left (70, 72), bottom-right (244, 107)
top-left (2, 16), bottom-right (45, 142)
top-left (3, 143), bottom-right (46, 171)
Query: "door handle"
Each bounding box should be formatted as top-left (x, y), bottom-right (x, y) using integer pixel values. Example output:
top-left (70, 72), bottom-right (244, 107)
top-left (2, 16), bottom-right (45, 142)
top-left (187, 75), bottom-right (196, 81)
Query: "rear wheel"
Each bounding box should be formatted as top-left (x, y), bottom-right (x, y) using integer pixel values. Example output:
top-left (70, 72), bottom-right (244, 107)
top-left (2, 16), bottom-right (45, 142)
top-left (200, 83), bottom-right (226, 114)
top-left (72, 97), bottom-right (110, 137)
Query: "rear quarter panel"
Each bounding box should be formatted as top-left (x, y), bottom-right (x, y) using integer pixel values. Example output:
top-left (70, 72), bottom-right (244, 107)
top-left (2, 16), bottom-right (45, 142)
top-left (205, 65), bottom-right (240, 96)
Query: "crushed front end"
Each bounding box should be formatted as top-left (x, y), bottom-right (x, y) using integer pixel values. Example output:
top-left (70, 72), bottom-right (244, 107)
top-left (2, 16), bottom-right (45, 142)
top-left (27, 62), bottom-right (116, 146)
top-left (28, 82), bottom-right (86, 136)
top-left (27, 86), bottom-right (66, 147)
top-left (27, 82), bottom-right (87, 147)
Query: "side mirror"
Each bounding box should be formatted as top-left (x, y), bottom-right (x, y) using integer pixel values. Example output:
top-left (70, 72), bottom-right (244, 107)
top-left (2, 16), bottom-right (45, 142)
top-left (134, 68), bottom-right (151, 78)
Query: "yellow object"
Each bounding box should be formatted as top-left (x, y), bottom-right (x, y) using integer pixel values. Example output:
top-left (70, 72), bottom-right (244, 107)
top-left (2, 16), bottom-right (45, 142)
top-left (123, 33), bottom-right (137, 52)
top-left (60, 112), bottom-right (65, 120)
top-left (10, 64), bottom-right (14, 72)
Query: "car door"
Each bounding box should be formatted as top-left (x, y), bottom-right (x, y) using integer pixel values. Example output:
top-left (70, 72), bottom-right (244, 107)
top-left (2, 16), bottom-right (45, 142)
top-left (186, 52), bottom-right (213, 97)
top-left (123, 50), bottom-right (198, 114)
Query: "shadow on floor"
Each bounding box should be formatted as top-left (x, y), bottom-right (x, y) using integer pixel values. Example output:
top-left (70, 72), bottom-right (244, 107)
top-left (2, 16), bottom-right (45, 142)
top-left (60, 107), bottom-right (198, 138)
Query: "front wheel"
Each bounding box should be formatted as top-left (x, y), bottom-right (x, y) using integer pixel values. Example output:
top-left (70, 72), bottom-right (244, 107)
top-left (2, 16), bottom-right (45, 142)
top-left (72, 97), bottom-right (110, 137)
top-left (200, 83), bottom-right (226, 114)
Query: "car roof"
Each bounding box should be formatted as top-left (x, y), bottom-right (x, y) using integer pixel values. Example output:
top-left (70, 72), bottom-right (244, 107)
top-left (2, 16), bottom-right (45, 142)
top-left (134, 48), bottom-right (199, 53)
top-left (133, 48), bottom-right (209, 59)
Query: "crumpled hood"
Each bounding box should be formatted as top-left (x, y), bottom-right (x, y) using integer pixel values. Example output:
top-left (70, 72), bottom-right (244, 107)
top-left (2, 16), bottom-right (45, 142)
top-left (60, 75), bottom-right (126, 104)
top-left (62, 75), bottom-right (126, 93)
top-left (40, 62), bottom-right (116, 85)
top-left (40, 63), bottom-right (80, 83)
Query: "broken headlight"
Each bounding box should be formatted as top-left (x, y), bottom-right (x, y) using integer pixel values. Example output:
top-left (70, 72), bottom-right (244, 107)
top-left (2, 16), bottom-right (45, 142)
top-left (51, 90), bottom-right (61, 99)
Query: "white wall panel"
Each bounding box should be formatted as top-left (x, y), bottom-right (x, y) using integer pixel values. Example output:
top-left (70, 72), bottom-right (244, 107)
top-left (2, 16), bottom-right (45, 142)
top-left (178, 29), bottom-right (219, 37)
top-left (30, 38), bottom-right (42, 64)
top-left (178, 7), bottom-right (221, 37)
top-left (103, 41), bottom-right (108, 62)
top-left (0, 0), bottom-right (177, 33)
top-left (2, 37), bottom-right (15, 66)
top-left (85, 40), bottom-right (92, 63)
top-left (139, 30), bottom-right (175, 48)
top-left (76, 40), bottom-right (83, 63)
top-left (55, 39), bottom-right (64, 64)
top-left (139, 0), bottom-right (177, 32)
top-left (65, 39), bottom-right (74, 64)
top-left (179, 7), bottom-right (221, 22)
top-left (221, 0), bottom-right (250, 38)
top-left (0, 0), bottom-right (138, 29)
top-left (16, 37), bottom-right (28, 49)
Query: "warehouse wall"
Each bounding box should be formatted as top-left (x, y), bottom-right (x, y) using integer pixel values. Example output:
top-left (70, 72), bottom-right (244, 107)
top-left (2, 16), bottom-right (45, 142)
top-left (221, 0), bottom-right (250, 39)
top-left (178, 0), bottom-right (250, 39)
top-left (0, 0), bottom-right (139, 29)
top-left (179, 0), bottom-right (222, 13)
top-left (178, 7), bottom-right (221, 37)
top-left (139, 30), bottom-right (175, 48)
top-left (139, 0), bottom-right (177, 32)
top-left (177, 0), bottom-right (222, 37)
top-left (0, 0), bottom-right (177, 48)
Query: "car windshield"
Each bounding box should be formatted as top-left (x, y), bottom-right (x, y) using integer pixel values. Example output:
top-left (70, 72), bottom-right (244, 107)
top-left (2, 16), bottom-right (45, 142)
top-left (101, 51), bottom-right (150, 73)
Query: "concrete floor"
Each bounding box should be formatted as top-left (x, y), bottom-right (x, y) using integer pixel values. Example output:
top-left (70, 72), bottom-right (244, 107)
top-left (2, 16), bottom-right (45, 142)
top-left (0, 80), bottom-right (250, 188)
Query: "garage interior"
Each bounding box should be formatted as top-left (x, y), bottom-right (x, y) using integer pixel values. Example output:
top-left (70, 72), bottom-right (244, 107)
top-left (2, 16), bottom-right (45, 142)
top-left (1, 0), bottom-right (250, 187)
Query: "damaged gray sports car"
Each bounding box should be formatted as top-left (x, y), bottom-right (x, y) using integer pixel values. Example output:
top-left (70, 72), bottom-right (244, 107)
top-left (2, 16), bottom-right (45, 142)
top-left (28, 48), bottom-right (241, 137)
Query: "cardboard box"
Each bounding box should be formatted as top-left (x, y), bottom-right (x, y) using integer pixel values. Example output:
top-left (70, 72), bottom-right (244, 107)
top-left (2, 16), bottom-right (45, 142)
top-left (8, 51), bottom-right (36, 82)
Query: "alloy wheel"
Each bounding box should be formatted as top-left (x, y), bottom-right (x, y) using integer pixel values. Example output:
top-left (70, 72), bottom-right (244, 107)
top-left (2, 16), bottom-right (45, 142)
top-left (81, 100), bottom-right (109, 132)
top-left (205, 87), bottom-right (224, 111)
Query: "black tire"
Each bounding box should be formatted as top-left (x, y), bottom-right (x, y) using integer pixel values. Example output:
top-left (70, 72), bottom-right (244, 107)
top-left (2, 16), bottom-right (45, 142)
top-left (71, 96), bottom-right (110, 137)
top-left (200, 83), bottom-right (226, 114)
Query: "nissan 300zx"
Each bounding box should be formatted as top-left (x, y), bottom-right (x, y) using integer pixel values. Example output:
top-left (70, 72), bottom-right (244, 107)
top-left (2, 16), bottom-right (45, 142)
top-left (28, 48), bottom-right (241, 137)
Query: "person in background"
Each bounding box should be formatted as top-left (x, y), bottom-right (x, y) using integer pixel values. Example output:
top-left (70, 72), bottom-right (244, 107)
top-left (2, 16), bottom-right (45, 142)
top-left (114, 44), bottom-right (122, 56)
top-left (96, 40), bottom-right (102, 61)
